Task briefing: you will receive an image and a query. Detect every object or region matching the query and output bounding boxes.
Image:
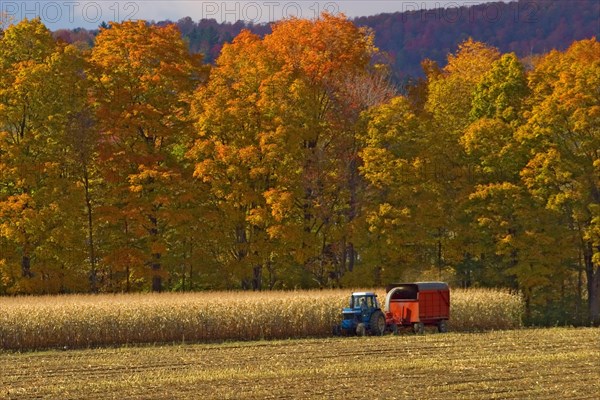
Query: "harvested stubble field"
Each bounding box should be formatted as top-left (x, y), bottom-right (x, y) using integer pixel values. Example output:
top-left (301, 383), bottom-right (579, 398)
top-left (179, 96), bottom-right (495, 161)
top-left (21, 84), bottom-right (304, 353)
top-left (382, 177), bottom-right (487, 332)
top-left (0, 288), bottom-right (522, 350)
top-left (1, 328), bottom-right (598, 399)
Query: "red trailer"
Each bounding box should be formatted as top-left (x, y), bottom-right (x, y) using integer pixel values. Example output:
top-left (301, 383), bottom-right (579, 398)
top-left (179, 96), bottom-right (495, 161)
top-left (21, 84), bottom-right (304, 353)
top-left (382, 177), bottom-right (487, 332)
top-left (384, 282), bottom-right (450, 334)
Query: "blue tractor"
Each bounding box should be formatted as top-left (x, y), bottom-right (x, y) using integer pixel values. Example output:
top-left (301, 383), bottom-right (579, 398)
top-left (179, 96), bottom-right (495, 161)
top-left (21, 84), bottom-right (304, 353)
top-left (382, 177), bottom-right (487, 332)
top-left (334, 292), bottom-right (387, 336)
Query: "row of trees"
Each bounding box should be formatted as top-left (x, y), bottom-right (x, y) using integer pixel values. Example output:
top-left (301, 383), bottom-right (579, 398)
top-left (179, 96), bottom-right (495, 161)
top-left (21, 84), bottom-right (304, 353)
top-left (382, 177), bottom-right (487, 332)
top-left (0, 16), bottom-right (598, 324)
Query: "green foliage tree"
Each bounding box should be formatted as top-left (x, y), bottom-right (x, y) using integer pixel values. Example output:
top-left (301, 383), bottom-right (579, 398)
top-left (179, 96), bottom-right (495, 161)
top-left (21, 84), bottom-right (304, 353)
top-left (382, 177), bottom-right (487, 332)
top-left (470, 53), bottom-right (529, 123)
top-left (457, 52), bottom-right (566, 318)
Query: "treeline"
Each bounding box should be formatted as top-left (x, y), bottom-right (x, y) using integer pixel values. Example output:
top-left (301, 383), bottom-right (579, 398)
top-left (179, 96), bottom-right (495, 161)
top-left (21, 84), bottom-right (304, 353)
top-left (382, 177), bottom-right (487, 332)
top-left (0, 16), bottom-right (598, 325)
top-left (52, 0), bottom-right (600, 79)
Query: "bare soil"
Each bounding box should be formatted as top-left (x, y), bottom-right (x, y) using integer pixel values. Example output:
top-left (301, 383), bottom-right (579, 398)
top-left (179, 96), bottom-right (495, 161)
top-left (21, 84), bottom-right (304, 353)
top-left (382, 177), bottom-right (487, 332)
top-left (1, 328), bottom-right (598, 399)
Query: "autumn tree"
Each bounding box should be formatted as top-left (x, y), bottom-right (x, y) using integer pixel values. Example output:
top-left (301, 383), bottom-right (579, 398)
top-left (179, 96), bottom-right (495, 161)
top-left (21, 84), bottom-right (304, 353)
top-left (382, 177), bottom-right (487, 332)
top-left (427, 38), bottom-right (501, 135)
top-left (262, 14), bottom-right (386, 286)
top-left (1, 12), bottom-right (595, 326)
top-left (457, 52), bottom-right (559, 315)
top-left (463, 181), bottom-right (576, 319)
top-left (418, 40), bottom-right (501, 280)
top-left (89, 21), bottom-right (206, 292)
top-left (470, 53), bottom-right (529, 124)
top-left (190, 14), bottom-right (387, 288)
top-left (189, 30), bottom-right (278, 289)
top-left (461, 55), bottom-right (530, 187)
top-left (519, 38), bottom-right (600, 324)
top-left (355, 96), bottom-right (425, 285)
top-left (352, 39), bottom-right (502, 285)
top-left (0, 19), bottom-right (55, 289)
top-left (0, 19), bottom-right (93, 293)
top-left (62, 107), bottom-right (102, 292)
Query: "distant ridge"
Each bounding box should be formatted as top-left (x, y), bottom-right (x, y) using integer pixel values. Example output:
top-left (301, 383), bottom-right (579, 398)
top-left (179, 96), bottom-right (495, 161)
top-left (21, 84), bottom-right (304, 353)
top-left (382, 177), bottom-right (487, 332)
top-left (355, 0), bottom-right (600, 78)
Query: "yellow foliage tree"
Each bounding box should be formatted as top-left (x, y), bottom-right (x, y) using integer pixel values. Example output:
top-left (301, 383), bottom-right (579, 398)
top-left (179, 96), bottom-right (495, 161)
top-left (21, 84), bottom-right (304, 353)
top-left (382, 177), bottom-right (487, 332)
top-left (0, 19), bottom-right (90, 293)
top-left (519, 38), bottom-right (600, 324)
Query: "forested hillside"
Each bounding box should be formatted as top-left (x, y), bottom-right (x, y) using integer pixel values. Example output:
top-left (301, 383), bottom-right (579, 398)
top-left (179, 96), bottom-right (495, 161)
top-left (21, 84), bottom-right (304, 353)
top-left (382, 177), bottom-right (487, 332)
top-left (0, 15), bottom-right (598, 325)
top-left (53, 0), bottom-right (600, 79)
top-left (357, 0), bottom-right (600, 78)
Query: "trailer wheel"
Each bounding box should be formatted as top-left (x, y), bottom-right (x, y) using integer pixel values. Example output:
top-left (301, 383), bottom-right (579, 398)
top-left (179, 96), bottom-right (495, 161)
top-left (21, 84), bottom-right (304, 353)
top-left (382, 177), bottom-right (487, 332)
top-left (437, 320), bottom-right (448, 333)
top-left (356, 323), bottom-right (366, 336)
top-left (369, 311), bottom-right (386, 336)
top-left (413, 322), bottom-right (424, 335)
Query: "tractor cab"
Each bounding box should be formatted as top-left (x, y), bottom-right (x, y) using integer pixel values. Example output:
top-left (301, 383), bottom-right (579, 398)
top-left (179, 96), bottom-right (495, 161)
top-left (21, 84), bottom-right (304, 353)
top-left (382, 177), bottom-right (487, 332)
top-left (337, 292), bottom-right (386, 336)
top-left (347, 292), bottom-right (379, 314)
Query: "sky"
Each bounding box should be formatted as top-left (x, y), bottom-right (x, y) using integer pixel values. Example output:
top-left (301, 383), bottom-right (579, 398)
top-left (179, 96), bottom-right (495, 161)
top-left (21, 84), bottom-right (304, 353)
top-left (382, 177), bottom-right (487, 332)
top-left (0, 0), bottom-right (510, 29)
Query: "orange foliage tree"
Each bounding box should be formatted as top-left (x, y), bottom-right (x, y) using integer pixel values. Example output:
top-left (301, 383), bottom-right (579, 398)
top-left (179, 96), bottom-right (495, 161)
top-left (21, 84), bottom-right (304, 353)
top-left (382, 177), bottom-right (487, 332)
top-left (190, 14), bottom-right (390, 288)
top-left (89, 21), bottom-right (206, 292)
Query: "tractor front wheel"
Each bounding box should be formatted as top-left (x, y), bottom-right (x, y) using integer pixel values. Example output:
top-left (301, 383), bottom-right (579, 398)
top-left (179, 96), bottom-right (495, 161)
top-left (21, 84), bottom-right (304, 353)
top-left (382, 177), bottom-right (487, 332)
top-left (333, 325), bottom-right (342, 336)
top-left (370, 311), bottom-right (386, 336)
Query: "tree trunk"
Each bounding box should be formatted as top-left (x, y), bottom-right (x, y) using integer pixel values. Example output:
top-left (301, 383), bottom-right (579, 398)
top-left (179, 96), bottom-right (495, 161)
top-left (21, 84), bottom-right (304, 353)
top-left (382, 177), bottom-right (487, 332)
top-left (84, 169), bottom-right (97, 293)
top-left (373, 265), bottom-right (382, 287)
top-left (149, 215), bottom-right (162, 292)
top-left (584, 241), bottom-right (599, 325)
top-left (252, 265), bottom-right (262, 291)
top-left (339, 238), bottom-right (347, 284)
top-left (437, 236), bottom-right (443, 280)
top-left (151, 251), bottom-right (162, 292)
top-left (21, 254), bottom-right (32, 278)
top-left (347, 243), bottom-right (355, 272)
top-left (523, 287), bottom-right (531, 323)
top-left (188, 239), bottom-right (194, 291)
top-left (266, 261), bottom-right (277, 290)
top-left (590, 270), bottom-right (600, 326)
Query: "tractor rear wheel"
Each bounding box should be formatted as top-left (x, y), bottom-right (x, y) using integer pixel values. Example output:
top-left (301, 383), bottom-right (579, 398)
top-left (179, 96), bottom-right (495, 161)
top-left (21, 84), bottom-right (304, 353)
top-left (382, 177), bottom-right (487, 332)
top-left (356, 323), bottom-right (366, 336)
top-left (370, 311), bottom-right (386, 336)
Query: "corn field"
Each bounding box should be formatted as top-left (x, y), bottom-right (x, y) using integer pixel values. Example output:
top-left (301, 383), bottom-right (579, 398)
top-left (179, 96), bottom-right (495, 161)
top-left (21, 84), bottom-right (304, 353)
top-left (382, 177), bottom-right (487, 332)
top-left (0, 288), bottom-right (523, 350)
